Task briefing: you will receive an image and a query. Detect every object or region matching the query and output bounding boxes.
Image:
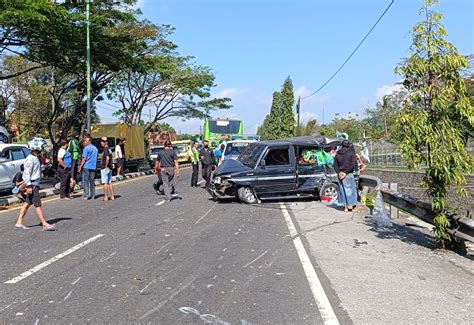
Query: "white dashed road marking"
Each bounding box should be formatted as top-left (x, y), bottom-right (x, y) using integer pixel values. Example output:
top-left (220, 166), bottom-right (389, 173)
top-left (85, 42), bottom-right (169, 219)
top-left (5, 234), bottom-right (104, 284)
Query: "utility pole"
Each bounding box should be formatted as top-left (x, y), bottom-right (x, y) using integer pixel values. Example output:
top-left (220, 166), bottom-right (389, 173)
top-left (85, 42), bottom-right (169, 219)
top-left (296, 96), bottom-right (301, 136)
top-left (86, 0), bottom-right (91, 135)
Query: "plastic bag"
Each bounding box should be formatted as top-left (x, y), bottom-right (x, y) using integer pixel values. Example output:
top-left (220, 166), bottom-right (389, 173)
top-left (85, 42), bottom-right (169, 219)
top-left (372, 191), bottom-right (392, 227)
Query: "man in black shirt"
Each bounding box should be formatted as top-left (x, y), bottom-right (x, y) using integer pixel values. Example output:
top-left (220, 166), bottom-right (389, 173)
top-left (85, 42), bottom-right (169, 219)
top-left (200, 140), bottom-right (215, 188)
top-left (100, 137), bottom-right (115, 201)
top-left (157, 140), bottom-right (180, 202)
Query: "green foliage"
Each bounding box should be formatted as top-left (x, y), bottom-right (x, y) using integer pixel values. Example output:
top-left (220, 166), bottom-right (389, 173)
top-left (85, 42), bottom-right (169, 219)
top-left (395, 0), bottom-right (474, 246)
top-left (257, 77), bottom-right (295, 140)
top-left (298, 118), bottom-right (319, 136)
top-left (364, 91), bottom-right (406, 143)
top-left (0, 0), bottom-right (229, 146)
top-left (106, 44), bottom-right (231, 133)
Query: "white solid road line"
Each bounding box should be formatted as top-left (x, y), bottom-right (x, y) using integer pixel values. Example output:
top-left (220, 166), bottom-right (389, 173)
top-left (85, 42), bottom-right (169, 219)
top-left (279, 203), bottom-right (339, 325)
top-left (4, 234), bottom-right (104, 284)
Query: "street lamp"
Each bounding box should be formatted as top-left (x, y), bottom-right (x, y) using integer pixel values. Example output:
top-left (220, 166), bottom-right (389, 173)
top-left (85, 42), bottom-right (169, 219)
top-left (86, 0), bottom-right (91, 135)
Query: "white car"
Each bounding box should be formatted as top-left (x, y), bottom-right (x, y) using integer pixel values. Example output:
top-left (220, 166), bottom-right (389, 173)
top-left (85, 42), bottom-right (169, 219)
top-left (220, 140), bottom-right (257, 164)
top-left (149, 145), bottom-right (165, 166)
top-left (0, 144), bottom-right (30, 192)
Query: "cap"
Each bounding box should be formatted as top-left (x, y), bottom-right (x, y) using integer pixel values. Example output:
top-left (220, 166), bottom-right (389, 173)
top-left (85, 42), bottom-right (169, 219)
top-left (100, 137), bottom-right (108, 142)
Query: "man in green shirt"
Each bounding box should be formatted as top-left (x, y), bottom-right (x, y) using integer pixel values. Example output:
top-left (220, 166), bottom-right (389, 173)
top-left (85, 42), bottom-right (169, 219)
top-left (188, 141), bottom-right (200, 187)
top-left (67, 133), bottom-right (81, 187)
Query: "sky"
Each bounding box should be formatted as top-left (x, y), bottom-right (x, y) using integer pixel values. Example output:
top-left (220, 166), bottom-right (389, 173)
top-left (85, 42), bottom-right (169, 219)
top-left (97, 0), bottom-right (474, 134)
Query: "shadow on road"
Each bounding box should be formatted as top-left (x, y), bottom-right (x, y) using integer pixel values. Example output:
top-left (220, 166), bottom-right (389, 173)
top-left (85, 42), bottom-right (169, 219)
top-left (365, 218), bottom-right (438, 250)
top-left (30, 217), bottom-right (73, 227)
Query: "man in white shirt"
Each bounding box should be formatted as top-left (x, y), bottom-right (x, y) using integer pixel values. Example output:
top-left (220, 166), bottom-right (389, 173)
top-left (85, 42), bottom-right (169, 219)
top-left (115, 138), bottom-right (125, 176)
top-left (14, 138), bottom-right (55, 231)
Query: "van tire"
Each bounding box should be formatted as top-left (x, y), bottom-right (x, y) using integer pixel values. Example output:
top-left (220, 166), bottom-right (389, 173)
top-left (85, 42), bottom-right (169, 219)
top-left (237, 186), bottom-right (258, 204)
top-left (319, 183), bottom-right (339, 203)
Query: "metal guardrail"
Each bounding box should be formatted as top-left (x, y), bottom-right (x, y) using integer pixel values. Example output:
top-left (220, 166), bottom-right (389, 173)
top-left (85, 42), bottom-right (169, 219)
top-left (359, 175), bottom-right (474, 243)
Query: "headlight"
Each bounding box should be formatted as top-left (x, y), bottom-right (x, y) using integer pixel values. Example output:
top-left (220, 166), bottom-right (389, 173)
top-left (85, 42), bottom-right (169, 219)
top-left (214, 177), bottom-right (221, 184)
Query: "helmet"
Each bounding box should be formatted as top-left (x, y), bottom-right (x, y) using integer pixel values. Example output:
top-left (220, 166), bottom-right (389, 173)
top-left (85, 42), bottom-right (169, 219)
top-left (28, 137), bottom-right (47, 151)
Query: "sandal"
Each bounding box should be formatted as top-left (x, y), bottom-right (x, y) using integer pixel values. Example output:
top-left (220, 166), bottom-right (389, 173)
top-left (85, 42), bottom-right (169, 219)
top-left (15, 225), bottom-right (29, 231)
top-left (42, 224), bottom-right (56, 232)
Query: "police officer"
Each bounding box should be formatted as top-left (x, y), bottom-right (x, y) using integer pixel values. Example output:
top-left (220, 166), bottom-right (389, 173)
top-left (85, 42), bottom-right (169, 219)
top-left (200, 140), bottom-right (215, 188)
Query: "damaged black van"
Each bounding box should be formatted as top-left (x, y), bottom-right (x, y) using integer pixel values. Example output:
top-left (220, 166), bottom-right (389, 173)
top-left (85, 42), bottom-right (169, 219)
top-left (208, 136), bottom-right (341, 204)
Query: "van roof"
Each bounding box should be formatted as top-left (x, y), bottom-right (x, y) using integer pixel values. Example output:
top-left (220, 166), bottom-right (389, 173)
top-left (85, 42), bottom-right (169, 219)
top-left (257, 136), bottom-right (341, 148)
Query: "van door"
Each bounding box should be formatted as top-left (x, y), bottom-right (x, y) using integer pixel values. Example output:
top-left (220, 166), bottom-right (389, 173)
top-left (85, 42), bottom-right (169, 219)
top-left (255, 145), bottom-right (296, 194)
top-left (295, 146), bottom-right (327, 193)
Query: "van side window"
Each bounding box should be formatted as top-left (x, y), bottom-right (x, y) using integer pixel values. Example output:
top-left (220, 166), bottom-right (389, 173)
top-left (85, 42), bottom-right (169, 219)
top-left (265, 148), bottom-right (290, 166)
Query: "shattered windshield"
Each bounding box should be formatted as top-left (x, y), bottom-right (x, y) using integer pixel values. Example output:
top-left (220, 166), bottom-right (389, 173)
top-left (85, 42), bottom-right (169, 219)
top-left (238, 144), bottom-right (265, 168)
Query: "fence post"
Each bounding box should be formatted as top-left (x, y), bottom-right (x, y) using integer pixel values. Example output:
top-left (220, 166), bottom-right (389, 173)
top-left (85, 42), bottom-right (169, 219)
top-left (389, 183), bottom-right (399, 219)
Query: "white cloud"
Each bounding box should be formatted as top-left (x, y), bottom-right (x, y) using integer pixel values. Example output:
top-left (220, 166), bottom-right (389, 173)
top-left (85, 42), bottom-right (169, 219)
top-left (214, 88), bottom-right (243, 98)
top-left (375, 83), bottom-right (405, 100)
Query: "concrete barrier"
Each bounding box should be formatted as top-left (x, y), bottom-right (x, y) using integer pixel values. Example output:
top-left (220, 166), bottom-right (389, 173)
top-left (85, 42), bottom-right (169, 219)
top-left (359, 175), bottom-right (474, 244)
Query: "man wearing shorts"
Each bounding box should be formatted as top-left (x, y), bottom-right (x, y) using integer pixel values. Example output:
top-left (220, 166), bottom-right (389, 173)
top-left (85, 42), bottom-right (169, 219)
top-left (14, 138), bottom-right (55, 231)
top-left (100, 137), bottom-right (115, 201)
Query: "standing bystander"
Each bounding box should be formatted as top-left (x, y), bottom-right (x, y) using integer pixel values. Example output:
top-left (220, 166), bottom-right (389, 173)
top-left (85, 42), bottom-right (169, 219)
top-left (57, 139), bottom-right (73, 200)
top-left (334, 140), bottom-right (361, 212)
top-left (115, 138), bottom-right (125, 176)
top-left (14, 138), bottom-right (55, 231)
top-left (67, 133), bottom-right (80, 189)
top-left (12, 164), bottom-right (26, 202)
top-left (78, 136), bottom-right (98, 200)
top-left (200, 140), bottom-right (215, 188)
top-left (100, 137), bottom-right (115, 201)
top-left (157, 140), bottom-right (179, 202)
top-left (188, 141), bottom-right (200, 187)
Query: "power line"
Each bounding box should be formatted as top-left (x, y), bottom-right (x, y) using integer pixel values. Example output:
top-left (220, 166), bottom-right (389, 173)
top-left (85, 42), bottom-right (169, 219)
top-left (302, 0), bottom-right (395, 100)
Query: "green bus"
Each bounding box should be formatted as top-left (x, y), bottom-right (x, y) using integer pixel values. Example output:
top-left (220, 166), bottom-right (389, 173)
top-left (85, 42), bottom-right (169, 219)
top-left (203, 118), bottom-right (244, 144)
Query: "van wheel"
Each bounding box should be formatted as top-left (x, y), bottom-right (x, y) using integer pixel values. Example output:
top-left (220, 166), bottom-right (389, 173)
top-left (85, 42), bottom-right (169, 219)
top-left (319, 183), bottom-right (338, 203)
top-left (238, 186), bottom-right (258, 204)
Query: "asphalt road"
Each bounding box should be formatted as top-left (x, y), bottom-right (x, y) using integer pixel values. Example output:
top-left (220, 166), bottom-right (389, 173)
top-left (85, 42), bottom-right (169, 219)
top-left (0, 168), bottom-right (335, 324)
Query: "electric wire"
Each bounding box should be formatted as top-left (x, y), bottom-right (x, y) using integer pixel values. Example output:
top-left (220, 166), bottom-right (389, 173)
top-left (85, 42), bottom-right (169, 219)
top-left (302, 0), bottom-right (395, 100)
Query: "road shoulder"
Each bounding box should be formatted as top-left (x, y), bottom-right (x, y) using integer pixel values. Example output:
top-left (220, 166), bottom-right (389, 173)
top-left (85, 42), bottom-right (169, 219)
top-left (288, 201), bottom-right (474, 324)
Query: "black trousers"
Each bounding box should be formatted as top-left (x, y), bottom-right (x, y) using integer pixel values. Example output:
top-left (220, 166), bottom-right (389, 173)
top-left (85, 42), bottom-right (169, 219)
top-left (202, 164), bottom-right (213, 187)
top-left (57, 167), bottom-right (71, 198)
top-left (191, 163), bottom-right (199, 186)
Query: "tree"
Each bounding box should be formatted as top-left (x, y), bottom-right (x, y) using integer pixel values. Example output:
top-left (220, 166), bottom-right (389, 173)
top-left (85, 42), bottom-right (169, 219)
top-left (257, 77), bottom-right (295, 140)
top-left (106, 51), bottom-right (231, 133)
top-left (364, 90), bottom-right (407, 142)
top-left (395, 0), bottom-right (474, 246)
top-left (298, 118), bottom-right (319, 136)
